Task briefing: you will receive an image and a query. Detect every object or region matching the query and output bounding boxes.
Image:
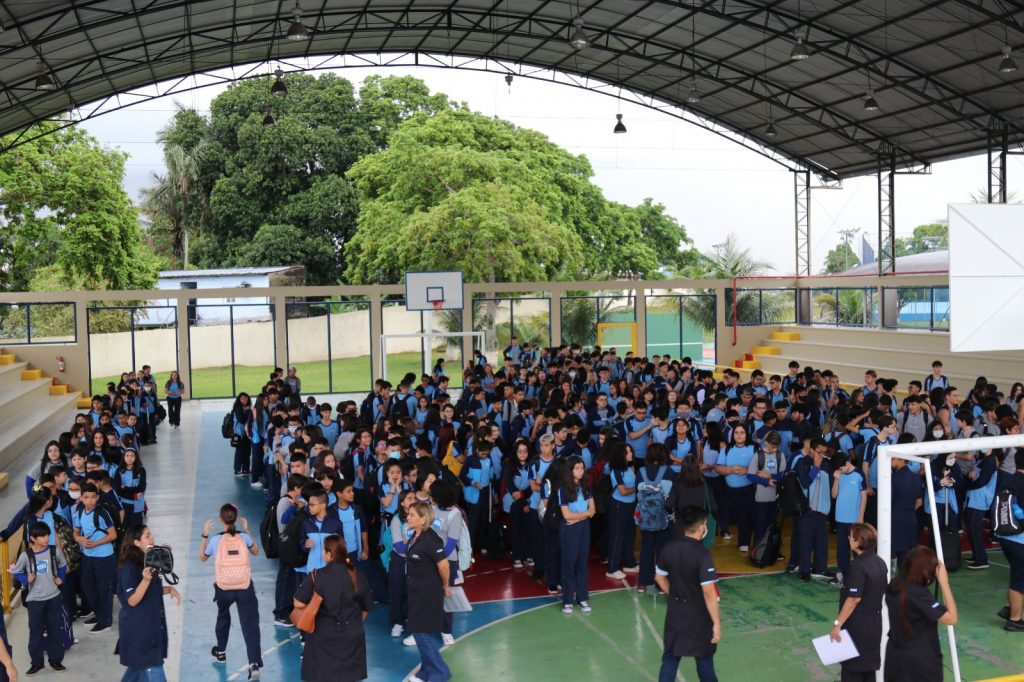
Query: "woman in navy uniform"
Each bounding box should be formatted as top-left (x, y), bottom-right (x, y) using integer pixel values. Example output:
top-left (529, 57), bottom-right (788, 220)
top-left (884, 547), bottom-right (958, 682)
top-left (404, 501), bottom-right (452, 682)
top-left (828, 523), bottom-right (887, 682)
top-left (292, 534), bottom-right (373, 682)
top-left (654, 506), bottom-right (721, 682)
top-left (115, 526), bottom-right (181, 682)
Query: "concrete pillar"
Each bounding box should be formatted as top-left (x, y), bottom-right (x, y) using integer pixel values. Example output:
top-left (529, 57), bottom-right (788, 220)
top-left (175, 296), bottom-right (192, 399)
top-left (634, 287), bottom-right (647, 356)
top-left (369, 292), bottom-right (383, 380)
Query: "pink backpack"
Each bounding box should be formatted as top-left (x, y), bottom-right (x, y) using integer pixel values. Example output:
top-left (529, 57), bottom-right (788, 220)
top-left (215, 533), bottom-right (251, 590)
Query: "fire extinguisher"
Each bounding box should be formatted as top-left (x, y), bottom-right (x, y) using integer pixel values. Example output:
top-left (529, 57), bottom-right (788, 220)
top-left (56, 356), bottom-right (65, 373)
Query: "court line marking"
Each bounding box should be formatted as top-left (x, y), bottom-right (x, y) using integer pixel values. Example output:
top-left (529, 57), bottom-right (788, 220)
top-left (226, 630), bottom-right (303, 681)
top-left (574, 603), bottom-right (659, 682)
top-left (623, 579), bottom-right (689, 682)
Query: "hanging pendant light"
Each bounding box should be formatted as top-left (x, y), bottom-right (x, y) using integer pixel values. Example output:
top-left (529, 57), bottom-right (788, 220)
top-left (687, 78), bottom-right (700, 104)
top-left (34, 60), bottom-right (56, 90)
top-left (286, 2), bottom-right (312, 41)
top-left (999, 45), bottom-right (1018, 73)
top-left (765, 118), bottom-right (778, 137)
top-left (271, 67), bottom-right (288, 97)
top-left (613, 113), bottom-right (627, 134)
top-left (863, 87), bottom-right (879, 111)
top-left (569, 16), bottom-right (590, 50)
top-left (789, 37), bottom-right (810, 60)
top-left (505, 73), bottom-right (514, 87)
top-left (262, 107), bottom-right (277, 127)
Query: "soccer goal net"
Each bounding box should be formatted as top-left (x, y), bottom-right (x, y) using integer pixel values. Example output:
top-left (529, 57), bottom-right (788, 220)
top-left (877, 433), bottom-right (1024, 682)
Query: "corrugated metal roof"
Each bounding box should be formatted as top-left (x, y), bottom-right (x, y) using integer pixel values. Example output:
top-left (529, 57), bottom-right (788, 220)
top-left (158, 267), bottom-right (294, 278)
top-left (841, 250), bottom-right (948, 276)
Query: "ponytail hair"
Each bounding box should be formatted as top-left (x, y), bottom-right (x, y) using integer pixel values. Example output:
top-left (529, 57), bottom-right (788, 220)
top-left (322, 534), bottom-right (358, 589)
top-left (219, 503), bottom-right (239, 535)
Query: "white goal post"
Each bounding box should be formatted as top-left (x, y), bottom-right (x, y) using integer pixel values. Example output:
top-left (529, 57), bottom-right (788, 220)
top-left (877, 433), bottom-right (1024, 682)
top-left (379, 331), bottom-right (485, 382)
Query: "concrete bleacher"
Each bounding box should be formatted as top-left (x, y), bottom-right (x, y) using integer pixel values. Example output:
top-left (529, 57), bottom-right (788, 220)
top-left (746, 326), bottom-right (1024, 392)
top-left (0, 350), bottom-right (82, 489)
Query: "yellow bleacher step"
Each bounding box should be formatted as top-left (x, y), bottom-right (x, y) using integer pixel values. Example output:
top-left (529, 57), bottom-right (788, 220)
top-left (712, 372), bottom-right (724, 380)
top-left (20, 369), bottom-right (42, 380)
top-left (740, 360), bottom-right (761, 370)
top-left (0, 473), bottom-right (9, 492)
top-left (49, 385), bottom-right (68, 396)
top-left (76, 397), bottom-right (92, 409)
top-left (770, 331), bottom-right (801, 341)
top-left (0, 354), bottom-right (14, 365)
top-left (752, 345), bottom-right (781, 355)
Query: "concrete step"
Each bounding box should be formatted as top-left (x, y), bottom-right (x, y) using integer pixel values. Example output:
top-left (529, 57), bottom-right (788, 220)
top-left (19, 368), bottom-right (42, 380)
top-left (0, 354), bottom-right (16, 365)
top-left (771, 331), bottom-right (801, 341)
top-left (76, 397), bottom-right (92, 409)
top-left (0, 391), bottom-right (81, 475)
top-left (0, 378), bottom-right (60, 433)
top-left (0, 362), bottom-right (30, 389)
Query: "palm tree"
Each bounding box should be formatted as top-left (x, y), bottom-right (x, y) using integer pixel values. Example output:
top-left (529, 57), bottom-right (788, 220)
top-left (140, 141), bottom-right (208, 268)
top-left (677, 233), bottom-right (777, 331)
top-left (814, 289), bottom-right (873, 326)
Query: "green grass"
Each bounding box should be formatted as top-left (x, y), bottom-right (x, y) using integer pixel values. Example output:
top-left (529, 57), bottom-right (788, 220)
top-left (90, 351), bottom-right (462, 399)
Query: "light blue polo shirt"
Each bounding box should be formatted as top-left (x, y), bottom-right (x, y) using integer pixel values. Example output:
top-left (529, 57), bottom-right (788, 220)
top-left (724, 444), bottom-right (756, 488)
top-left (74, 506), bottom-right (115, 558)
top-left (835, 470), bottom-right (865, 524)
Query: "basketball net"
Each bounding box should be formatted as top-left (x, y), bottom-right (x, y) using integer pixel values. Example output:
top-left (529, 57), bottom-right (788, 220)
top-left (432, 300), bottom-right (444, 312)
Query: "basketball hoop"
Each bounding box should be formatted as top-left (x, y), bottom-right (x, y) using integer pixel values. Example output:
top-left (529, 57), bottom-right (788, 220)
top-left (431, 300), bottom-right (444, 312)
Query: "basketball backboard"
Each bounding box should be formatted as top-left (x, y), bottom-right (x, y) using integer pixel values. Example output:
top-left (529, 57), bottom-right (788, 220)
top-left (405, 271), bottom-right (464, 311)
top-left (948, 203), bottom-right (1024, 352)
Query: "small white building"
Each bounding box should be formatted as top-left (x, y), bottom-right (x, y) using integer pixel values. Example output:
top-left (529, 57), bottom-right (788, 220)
top-left (138, 266), bottom-right (306, 327)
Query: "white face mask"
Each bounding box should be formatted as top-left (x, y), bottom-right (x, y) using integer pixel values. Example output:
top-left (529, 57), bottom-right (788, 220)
top-left (932, 429), bottom-right (944, 438)
top-left (288, 425), bottom-right (297, 434)
top-left (700, 525), bottom-right (708, 540)
top-left (945, 456), bottom-right (956, 467)
top-left (69, 490), bottom-right (81, 500)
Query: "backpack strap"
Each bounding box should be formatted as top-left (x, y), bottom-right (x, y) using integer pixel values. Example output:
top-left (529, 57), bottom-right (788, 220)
top-left (653, 466), bottom-right (667, 486)
top-left (639, 468), bottom-right (650, 484)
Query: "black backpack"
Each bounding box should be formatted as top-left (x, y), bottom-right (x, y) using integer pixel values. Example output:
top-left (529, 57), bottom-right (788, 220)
top-left (993, 487), bottom-right (1024, 536)
top-left (260, 498), bottom-right (284, 559)
top-left (778, 456), bottom-right (809, 518)
top-left (221, 412), bottom-right (234, 439)
top-left (277, 506), bottom-right (310, 568)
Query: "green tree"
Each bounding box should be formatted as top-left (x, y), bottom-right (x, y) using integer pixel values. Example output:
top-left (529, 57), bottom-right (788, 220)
top-left (234, 224), bottom-right (338, 285)
top-left (634, 198), bottom-right (698, 273)
top-left (0, 120), bottom-right (156, 292)
top-left (894, 223), bottom-right (947, 257)
top-left (140, 141), bottom-right (208, 268)
top-left (822, 241), bottom-right (860, 274)
top-left (358, 74), bottom-right (456, 149)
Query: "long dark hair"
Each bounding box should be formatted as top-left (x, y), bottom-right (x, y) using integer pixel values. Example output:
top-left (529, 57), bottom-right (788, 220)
top-left (559, 455), bottom-right (590, 503)
top-left (40, 440), bottom-right (68, 474)
top-left (118, 525), bottom-right (147, 568)
top-left (219, 503), bottom-right (240, 535)
top-left (323, 534), bottom-right (358, 589)
top-left (887, 546), bottom-right (938, 636)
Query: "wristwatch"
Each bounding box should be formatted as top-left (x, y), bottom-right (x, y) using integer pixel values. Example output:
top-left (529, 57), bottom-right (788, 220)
top-left (833, 619), bottom-right (840, 627)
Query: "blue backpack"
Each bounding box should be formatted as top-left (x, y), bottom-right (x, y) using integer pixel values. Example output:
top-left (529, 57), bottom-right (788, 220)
top-left (634, 467), bottom-right (670, 532)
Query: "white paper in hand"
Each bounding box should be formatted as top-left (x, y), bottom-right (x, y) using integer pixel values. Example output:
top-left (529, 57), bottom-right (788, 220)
top-left (812, 630), bottom-right (859, 666)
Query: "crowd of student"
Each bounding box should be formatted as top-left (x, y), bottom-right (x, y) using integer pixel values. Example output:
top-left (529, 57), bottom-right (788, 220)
top-left (4, 340), bottom-right (1024, 682)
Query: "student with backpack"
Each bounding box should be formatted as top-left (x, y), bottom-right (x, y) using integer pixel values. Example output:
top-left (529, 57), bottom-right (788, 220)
top-left (271, 475), bottom-right (310, 626)
top-left (605, 441), bottom-right (639, 579)
top-left (964, 447), bottom-right (999, 570)
top-left (558, 455), bottom-right (595, 613)
top-left (994, 448), bottom-right (1024, 632)
top-left (72, 482), bottom-right (117, 634)
top-left (528, 434), bottom-right (558, 583)
top-left (503, 439), bottom-right (534, 569)
top-left (387, 490), bottom-right (417, 638)
top-left (747, 431), bottom-right (786, 551)
top-left (9, 522), bottom-right (67, 674)
top-left (636, 444), bottom-right (674, 592)
top-left (831, 454), bottom-right (867, 579)
top-left (200, 503), bottom-right (263, 680)
top-left (115, 448), bottom-right (147, 530)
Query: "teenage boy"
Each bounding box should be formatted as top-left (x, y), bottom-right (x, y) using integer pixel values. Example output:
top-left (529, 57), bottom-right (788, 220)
top-left (316, 404), bottom-right (341, 450)
top-left (831, 455), bottom-right (867, 580)
top-left (298, 489), bottom-right (345, 576)
top-left (781, 361), bottom-right (801, 395)
top-left (334, 481), bottom-right (369, 567)
top-left (10, 522), bottom-right (67, 674)
top-left (72, 482), bottom-right (117, 633)
top-left (795, 438), bottom-right (834, 582)
top-left (272, 474), bottom-right (307, 626)
top-left (862, 370), bottom-right (880, 397)
top-left (924, 360), bottom-right (949, 393)
top-left (626, 403), bottom-right (653, 463)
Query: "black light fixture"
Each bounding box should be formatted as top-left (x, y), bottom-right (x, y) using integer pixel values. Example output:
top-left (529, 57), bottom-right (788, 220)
top-left (1000, 45), bottom-right (1018, 73)
top-left (569, 16), bottom-right (590, 50)
top-left (687, 78), bottom-right (700, 104)
top-left (262, 107), bottom-right (276, 127)
top-left (863, 87), bottom-right (879, 111)
top-left (505, 73), bottom-right (513, 87)
top-left (790, 37), bottom-right (810, 60)
top-left (34, 60), bottom-right (55, 91)
top-left (286, 2), bottom-right (312, 41)
top-left (765, 118), bottom-right (778, 137)
top-left (613, 113), bottom-right (627, 134)
top-left (271, 67), bottom-right (288, 96)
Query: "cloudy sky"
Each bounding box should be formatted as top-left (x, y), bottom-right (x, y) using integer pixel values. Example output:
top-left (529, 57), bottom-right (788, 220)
top-left (80, 62), bottom-right (1024, 275)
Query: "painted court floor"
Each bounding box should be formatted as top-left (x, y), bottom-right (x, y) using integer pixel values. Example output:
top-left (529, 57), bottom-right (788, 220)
top-left (174, 410), bottom-right (1022, 682)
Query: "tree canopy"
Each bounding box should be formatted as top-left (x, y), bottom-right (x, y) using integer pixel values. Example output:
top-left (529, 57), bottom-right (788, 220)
top-left (344, 108), bottom-right (694, 284)
top-left (0, 120), bottom-right (156, 292)
top-left (822, 241), bottom-right (860, 274)
top-left (895, 223), bottom-right (947, 257)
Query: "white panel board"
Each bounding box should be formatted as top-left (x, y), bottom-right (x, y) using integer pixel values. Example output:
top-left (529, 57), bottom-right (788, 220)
top-left (404, 271), bottom-right (464, 311)
top-left (948, 203), bottom-right (1024, 352)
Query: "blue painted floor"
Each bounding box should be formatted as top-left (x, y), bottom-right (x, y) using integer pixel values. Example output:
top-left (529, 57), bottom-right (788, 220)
top-left (179, 413), bottom-right (556, 681)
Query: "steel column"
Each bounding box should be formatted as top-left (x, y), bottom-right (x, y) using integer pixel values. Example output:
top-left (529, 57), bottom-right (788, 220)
top-left (988, 126), bottom-right (1008, 204)
top-left (794, 170), bottom-right (811, 276)
top-left (878, 151), bottom-right (896, 275)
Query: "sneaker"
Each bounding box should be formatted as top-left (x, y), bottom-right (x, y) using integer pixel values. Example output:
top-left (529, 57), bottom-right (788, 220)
top-left (274, 617), bottom-right (293, 627)
top-left (606, 570), bottom-right (626, 579)
top-left (579, 601), bottom-right (592, 613)
top-left (83, 616), bottom-right (98, 625)
top-left (999, 606), bottom-right (1012, 620)
top-left (403, 634), bottom-right (416, 646)
top-left (410, 677), bottom-right (427, 682)
top-left (211, 646), bottom-right (226, 662)
top-left (391, 624), bottom-right (403, 637)
top-left (800, 573), bottom-right (811, 583)
top-left (547, 587), bottom-right (560, 595)
top-left (562, 604), bottom-right (573, 614)
top-left (1005, 619), bottom-right (1024, 632)
top-left (525, 558), bottom-right (535, 566)
top-left (51, 663), bottom-right (66, 672)
top-left (89, 624), bottom-right (109, 634)
top-left (441, 633), bottom-right (455, 647)
top-left (233, 471), bottom-right (244, 477)
top-left (251, 482), bottom-right (264, 490)
top-left (785, 565), bottom-right (797, 574)
top-left (966, 562), bottom-right (990, 570)
top-left (722, 532), bottom-right (732, 540)
top-left (636, 586), bottom-right (646, 594)
top-left (622, 566), bottom-right (639, 574)
top-left (828, 577), bottom-right (842, 587)
top-left (26, 665), bottom-right (43, 676)
top-left (248, 664), bottom-right (261, 681)
top-left (811, 570), bottom-right (837, 580)
top-left (738, 545), bottom-right (749, 553)
top-left (513, 560), bottom-right (523, 568)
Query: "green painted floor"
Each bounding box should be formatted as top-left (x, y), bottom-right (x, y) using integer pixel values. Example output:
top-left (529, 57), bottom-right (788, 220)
top-left (442, 565), bottom-right (1023, 682)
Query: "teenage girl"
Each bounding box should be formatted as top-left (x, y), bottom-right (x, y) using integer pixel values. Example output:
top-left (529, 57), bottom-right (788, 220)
top-left (387, 490), bottom-right (416, 638)
top-left (116, 449), bottom-right (147, 529)
top-left (558, 455), bottom-right (595, 614)
top-left (503, 439), bottom-right (533, 568)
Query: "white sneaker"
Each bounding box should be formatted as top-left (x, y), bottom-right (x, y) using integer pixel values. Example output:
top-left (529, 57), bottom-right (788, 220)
top-left (403, 635), bottom-right (416, 646)
top-left (738, 545), bottom-right (749, 553)
top-left (525, 558), bottom-right (535, 566)
top-left (562, 604), bottom-right (573, 614)
top-left (250, 482), bottom-right (263, 490)
top-left (513, 560), bottom-right (523, 568)
top-left (410, 677), bottom-right (426, 682)
top-left (441, 633), bottom-right (455, 647)
top-left (390, 624), bottom-right (403, 637)
top-left (579, 601), bottom-right (592, 613)
top-left (606, 570), bottom-right (626, 579)
top-left (622, 566), bottom-right (639, 574)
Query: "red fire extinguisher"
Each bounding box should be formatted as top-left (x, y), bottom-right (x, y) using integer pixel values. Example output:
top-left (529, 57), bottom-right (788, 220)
top-left (56, 356), bottom-right (65, 373)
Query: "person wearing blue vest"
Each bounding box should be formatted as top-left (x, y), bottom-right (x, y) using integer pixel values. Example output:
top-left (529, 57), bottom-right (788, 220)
top-left (460, 441), bottom-right (494, 550)
top-left (964, 448), bottom-right (999, 570)
top-left (335, 481), bottom-right (370, 568)
top-left (298, 488), bottom-right (346, 575)
top-left (503, 439), bottom-right (534, 569)
top-left (924, 452), bottom-right (962, 540)
top-left (794, 437), bottom-right (834, 582)
top-left (72, 482), bottom-right (118, 633)
top-left (923, 360), bottom-right (949, 394)
top-left (715, 423), bottom-right (756, 553)
top-left (747, 431), bottom-right (786, 548)
top-left (666, 418), bottom-right (697, 474)
top-left (637, 445), bottom-right (675, 593)
top-left (115, 449), bottom-right (146, 530)
top-left (528, 435), bottom-right (558, 582)
top-left (830, 454), bottom-right (867, 579)
top-left (558, 455), bottom-right (595, 614)
top-left (626, 402), bottom-right (653, 463)
top-left (606, 441), bottom-right (639, 579)
top-left (316, 404), bottom-right (341, 451)
top-left (995, 449), bottom-right (1024, 632)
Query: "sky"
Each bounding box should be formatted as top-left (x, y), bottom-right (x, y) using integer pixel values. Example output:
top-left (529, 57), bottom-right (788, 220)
top-left (79, 62), bottom-right (1024, 276)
